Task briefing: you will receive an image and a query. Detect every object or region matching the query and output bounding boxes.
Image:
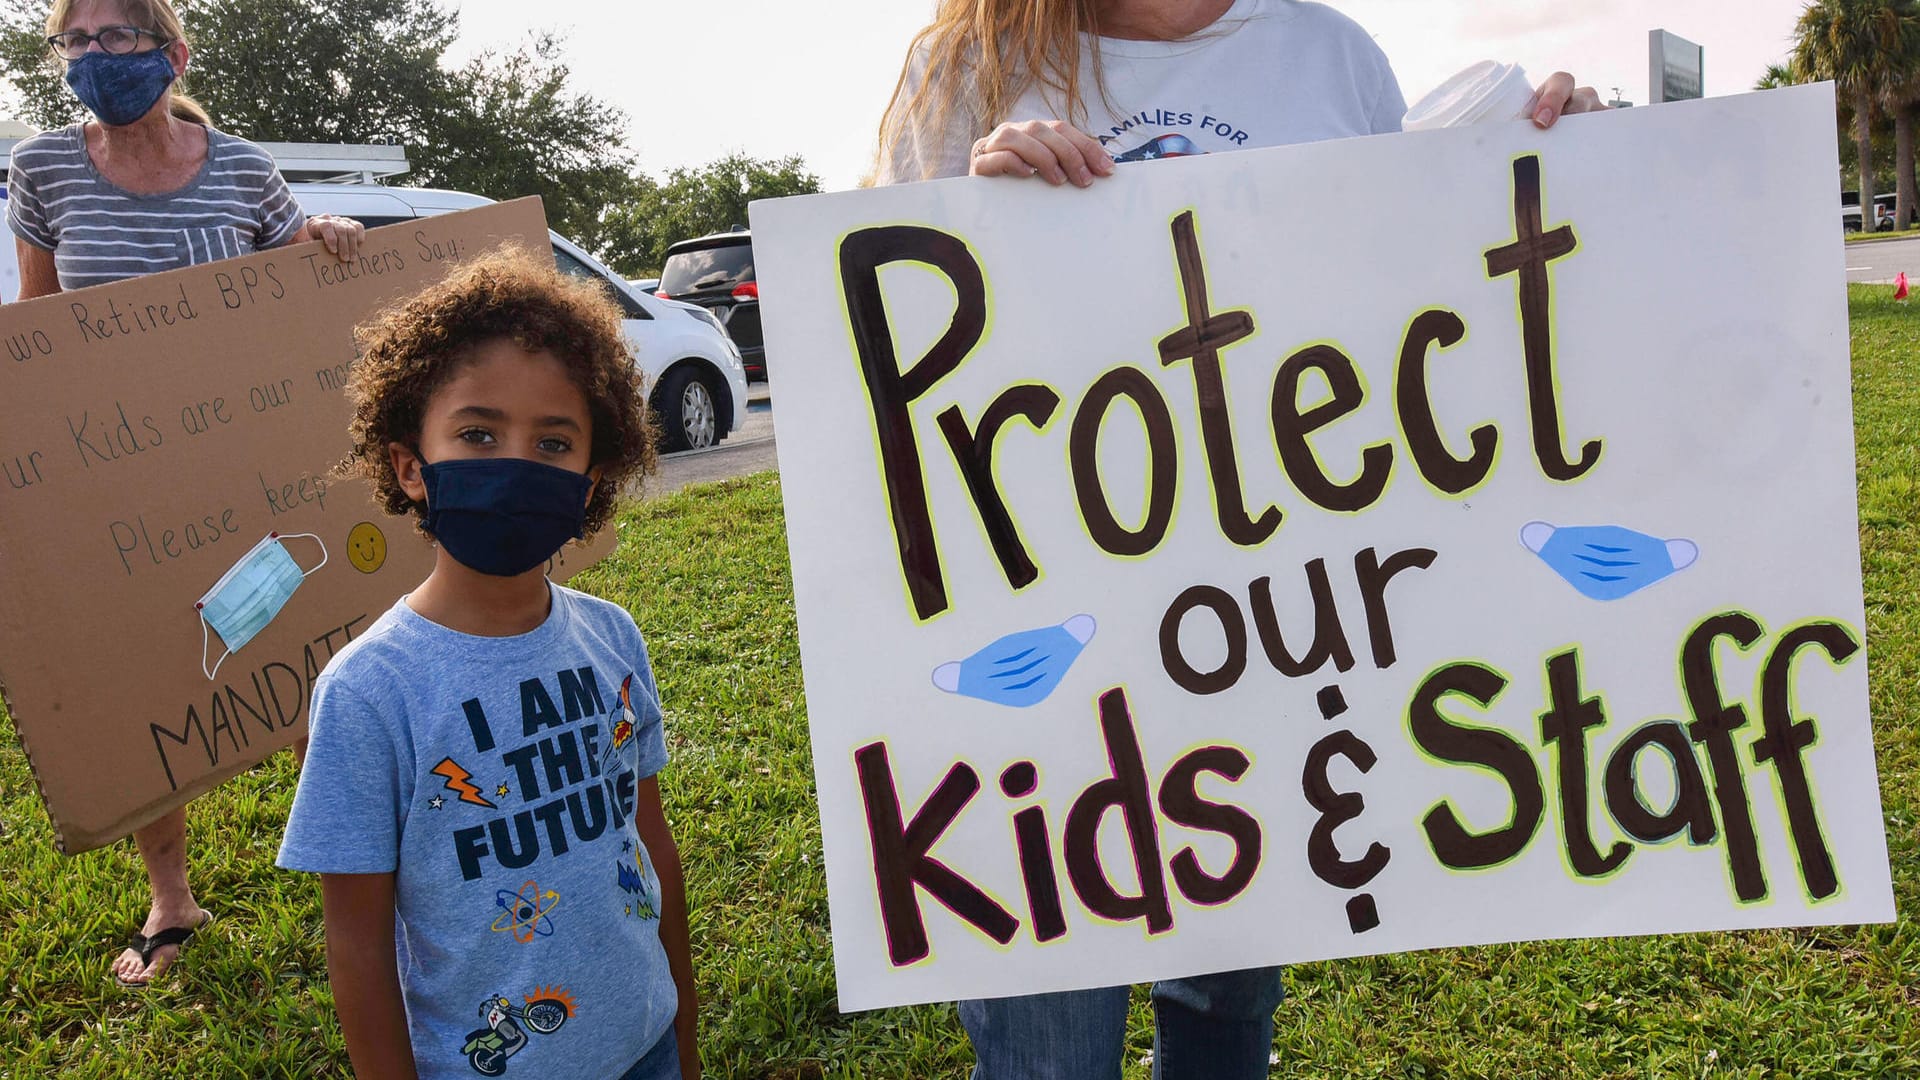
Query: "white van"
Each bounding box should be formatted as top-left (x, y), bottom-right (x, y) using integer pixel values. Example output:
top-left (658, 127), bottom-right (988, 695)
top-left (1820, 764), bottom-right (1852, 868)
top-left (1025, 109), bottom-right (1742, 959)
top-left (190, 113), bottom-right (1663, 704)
top-left (0, 176), bottom-right (748, 451)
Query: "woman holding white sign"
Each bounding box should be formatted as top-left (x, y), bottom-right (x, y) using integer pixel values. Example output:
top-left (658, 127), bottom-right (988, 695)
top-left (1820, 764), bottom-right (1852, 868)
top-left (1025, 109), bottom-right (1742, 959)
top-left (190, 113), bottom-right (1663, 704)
top-left (874, 1), bottom-right (1603, 1076)
top-left (7, 0), bottom-right (365, 988)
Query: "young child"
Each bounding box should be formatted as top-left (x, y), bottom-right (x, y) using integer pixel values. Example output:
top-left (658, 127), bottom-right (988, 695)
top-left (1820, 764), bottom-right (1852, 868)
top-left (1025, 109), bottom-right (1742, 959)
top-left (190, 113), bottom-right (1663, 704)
top-left (278, 249), bottom-right (697, 1080)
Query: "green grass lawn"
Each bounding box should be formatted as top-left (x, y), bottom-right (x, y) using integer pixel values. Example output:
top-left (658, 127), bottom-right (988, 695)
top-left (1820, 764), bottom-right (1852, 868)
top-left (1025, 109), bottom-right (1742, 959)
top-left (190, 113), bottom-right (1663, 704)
top-left (1846, 227), bottom-right (1920, 243)
top-left (1, 287), bottom-right (1916, 1078)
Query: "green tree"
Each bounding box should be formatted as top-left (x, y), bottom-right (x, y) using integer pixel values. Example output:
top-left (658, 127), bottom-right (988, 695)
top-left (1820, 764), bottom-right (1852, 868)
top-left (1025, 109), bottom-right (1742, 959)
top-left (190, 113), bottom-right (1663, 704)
top-left (1754, 62), bottom-right (1800, 90)
top-left (600, 153), bottom-right (821, 276)
top-left (0, 0), bottom-right (73, 126)
top-left (1883, 69), bottom-right (1920, 226)
top-left (1794, 0), bottom-right (1920, 230)
top-left (0, 0), bottom-right (456, 136)
top-left (423, 33), bottom-right (637, 249)
top-left (175, 0), bottom-right (456, 147)
top-left (0, 0), bottom-right (634, 248)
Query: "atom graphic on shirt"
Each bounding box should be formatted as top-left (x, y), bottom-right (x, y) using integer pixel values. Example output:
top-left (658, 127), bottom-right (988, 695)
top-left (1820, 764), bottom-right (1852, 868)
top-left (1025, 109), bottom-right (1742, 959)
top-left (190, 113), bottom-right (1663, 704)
top-left (490, 880), bottom-right (561, 943)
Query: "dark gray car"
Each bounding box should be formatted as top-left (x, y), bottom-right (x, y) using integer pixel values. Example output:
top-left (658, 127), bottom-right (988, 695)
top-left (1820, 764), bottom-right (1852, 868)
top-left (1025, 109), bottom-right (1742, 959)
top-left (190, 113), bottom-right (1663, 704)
top-left (657, 228), bottom-right (764, 381)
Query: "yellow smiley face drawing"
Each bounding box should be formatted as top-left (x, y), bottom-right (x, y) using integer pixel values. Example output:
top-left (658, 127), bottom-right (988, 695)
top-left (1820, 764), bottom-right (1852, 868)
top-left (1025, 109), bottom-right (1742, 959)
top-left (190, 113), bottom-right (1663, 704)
top-left (347, 521), bottom-right (387, 574)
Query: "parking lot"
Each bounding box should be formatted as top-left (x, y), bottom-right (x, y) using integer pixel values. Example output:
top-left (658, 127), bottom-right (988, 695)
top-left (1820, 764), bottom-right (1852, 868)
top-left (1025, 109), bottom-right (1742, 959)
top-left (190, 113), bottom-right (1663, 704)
top-left (648, 382), bottom-right (776, 496)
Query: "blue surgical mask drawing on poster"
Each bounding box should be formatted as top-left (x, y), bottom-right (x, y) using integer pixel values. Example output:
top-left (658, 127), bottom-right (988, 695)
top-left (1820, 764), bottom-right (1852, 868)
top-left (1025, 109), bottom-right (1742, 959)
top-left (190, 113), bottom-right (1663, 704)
top-left (1521, 521), bottom-right (1699, 602)
top-left (197, 532), bottom-right (328, 679)
top-left (932, 615), bottom-right (1098, 708)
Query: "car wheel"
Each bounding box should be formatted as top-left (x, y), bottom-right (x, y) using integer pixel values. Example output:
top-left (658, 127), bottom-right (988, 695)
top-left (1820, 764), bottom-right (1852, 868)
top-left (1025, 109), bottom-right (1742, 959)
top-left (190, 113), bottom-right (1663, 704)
top-left (655, 365), bottom-right (722, 452)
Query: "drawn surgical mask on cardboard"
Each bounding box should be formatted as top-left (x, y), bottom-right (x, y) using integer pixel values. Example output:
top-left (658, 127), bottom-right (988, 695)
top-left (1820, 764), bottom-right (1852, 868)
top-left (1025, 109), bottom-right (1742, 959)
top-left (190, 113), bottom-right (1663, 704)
top-left (196, 532), bottom-right (328, 679)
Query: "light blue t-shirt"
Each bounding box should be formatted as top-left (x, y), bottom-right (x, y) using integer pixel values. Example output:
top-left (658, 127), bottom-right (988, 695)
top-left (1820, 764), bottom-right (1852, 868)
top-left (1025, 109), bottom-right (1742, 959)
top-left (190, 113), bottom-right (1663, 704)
top-left (278, 584), bottom-right (677, 1080)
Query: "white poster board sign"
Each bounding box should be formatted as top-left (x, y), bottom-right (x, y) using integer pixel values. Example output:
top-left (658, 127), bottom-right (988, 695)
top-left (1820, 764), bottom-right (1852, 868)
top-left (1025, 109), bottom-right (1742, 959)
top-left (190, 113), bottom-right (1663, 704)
top-left (751, 84), bottom-right (1892, 1012)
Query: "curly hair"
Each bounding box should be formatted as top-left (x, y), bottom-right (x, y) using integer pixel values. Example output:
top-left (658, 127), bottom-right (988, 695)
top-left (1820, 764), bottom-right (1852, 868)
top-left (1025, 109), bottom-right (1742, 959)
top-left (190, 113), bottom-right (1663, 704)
top-left (340, 246), bottom-right (657, 539)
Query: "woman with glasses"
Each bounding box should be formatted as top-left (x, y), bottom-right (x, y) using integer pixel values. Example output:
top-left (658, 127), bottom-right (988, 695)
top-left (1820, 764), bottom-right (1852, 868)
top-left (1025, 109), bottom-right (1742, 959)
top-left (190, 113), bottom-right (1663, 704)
top-left (6, 0), bottom-right (365, 989)
top-left (872, 1), bottom-right (1601, 1077)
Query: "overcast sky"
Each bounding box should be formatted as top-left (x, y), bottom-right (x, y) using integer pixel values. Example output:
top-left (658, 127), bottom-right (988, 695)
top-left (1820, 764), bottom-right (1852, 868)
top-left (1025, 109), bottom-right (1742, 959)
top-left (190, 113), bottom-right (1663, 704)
top-left (447, 0), bottom-right (1811, 190)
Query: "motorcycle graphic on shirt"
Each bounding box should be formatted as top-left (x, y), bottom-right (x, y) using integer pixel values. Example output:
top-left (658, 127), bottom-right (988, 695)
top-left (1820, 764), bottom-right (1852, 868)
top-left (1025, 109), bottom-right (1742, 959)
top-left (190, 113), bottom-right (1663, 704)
top-left (461, 989), bottom-right (577, 1075)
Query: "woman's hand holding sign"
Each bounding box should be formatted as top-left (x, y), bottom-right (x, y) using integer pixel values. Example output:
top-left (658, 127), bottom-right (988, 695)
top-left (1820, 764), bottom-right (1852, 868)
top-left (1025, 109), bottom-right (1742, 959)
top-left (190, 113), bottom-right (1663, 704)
top-left (295, 213), bottom-right (367, 261)
top-left (1528, 71), bottom-right (1608, 127)
top-left (970, 119), bottom-right (1115, 185)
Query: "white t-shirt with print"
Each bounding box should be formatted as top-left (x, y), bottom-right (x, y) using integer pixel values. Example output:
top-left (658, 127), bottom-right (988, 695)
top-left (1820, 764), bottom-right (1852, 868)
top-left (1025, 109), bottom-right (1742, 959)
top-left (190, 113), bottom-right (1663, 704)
top-left (878, 0), bottom-right (1405, 183)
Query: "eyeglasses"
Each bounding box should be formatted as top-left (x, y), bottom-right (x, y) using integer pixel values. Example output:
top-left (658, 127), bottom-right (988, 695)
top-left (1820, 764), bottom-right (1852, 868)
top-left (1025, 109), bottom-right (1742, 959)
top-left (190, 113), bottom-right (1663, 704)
top-left (45, 26), bottom-right (170, 60)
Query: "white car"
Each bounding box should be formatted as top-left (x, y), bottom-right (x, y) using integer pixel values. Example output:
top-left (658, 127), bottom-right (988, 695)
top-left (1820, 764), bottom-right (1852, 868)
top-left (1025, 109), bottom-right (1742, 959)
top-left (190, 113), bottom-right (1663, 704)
top-left (291, 185), bottom-right (748, 451)
top-left (1841, 205), bottom-right (1890, 233)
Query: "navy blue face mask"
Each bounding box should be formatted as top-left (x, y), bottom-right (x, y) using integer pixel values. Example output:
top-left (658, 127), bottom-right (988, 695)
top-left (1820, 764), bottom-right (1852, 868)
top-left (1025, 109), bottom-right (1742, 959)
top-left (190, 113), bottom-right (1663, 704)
top-left (420, 458), bottom-right (595, 577)
top-left (64, 49), bottom-right (177, 127)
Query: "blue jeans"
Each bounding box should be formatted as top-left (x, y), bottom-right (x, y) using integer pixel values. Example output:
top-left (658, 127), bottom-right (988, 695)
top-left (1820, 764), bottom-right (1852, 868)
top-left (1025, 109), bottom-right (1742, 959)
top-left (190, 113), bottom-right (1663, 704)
top-left (960, 967), bottom-right (1285, 1080)
top-left (615, 1025), bottom-right (680, 1080)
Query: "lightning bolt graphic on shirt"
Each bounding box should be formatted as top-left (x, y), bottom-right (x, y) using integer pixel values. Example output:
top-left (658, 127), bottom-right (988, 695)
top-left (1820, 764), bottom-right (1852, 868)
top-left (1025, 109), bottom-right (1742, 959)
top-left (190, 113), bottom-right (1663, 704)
top-left (431, 757), bottom-right (497, 808)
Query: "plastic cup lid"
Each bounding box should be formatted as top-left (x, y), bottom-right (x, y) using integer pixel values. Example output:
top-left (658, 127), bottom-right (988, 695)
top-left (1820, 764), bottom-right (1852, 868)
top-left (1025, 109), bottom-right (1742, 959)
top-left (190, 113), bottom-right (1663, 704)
top-left (1403, 61), bottom-right (1533, 131)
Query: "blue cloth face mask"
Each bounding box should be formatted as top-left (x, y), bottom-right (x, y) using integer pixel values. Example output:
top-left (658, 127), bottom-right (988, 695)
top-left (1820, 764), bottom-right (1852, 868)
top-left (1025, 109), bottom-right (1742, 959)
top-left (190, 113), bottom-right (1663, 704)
top-left (1521, 521), bottom-right (1699, 602)
top-left (197, 532), bottom-right (328, 679)
top-left (932, 615), bottom-right (1098, 708)
top-left (64, 50), bottom-right (176, 127)
top-left (421, 457), bottom-right (594, 578)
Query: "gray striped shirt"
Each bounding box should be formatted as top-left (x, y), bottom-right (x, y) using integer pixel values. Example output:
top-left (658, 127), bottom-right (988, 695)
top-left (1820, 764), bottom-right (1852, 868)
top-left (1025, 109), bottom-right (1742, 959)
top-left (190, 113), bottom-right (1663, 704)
top-left (7, 124), bottom-right (306, 291)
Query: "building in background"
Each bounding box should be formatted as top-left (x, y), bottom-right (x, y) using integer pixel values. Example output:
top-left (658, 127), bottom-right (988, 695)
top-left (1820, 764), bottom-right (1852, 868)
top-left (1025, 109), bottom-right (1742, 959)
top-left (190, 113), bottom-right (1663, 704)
top-left (1649, 29), bottom-right (1704, 104)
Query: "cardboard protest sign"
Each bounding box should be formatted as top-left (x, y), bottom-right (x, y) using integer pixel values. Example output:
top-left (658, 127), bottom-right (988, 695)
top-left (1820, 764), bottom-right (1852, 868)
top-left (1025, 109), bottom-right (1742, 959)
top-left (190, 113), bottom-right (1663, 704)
top-left (751, 84), bottom-right (1894, 1011)
top-left (0, 198), bottom-right (611, 854)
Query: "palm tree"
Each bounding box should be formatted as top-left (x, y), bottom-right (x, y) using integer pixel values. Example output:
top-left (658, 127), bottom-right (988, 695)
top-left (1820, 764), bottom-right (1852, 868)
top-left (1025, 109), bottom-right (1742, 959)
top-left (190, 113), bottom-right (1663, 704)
top-left (1755, 61), bottom-right (1800, 90)
top-left (1794, 0), bottom-right (1920, 230)
top-left (1883, 67), bottom-right (1920, 227)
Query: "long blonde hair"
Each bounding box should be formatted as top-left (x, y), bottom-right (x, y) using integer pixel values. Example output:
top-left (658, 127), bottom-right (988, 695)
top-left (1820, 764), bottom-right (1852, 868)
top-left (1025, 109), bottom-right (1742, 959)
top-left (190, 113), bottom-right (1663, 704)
top-left (879, 0), bottom-right (1108, 178)
top-left (45, 0), bottom-right (212, 125)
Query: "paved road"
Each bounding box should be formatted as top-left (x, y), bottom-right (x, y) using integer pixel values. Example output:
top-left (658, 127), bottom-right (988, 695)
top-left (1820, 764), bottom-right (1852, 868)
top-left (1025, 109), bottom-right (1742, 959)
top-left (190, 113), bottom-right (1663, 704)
top-left (645, 383), bottom-right (777, 497)
top-left (1845, 234), bottom-right (1920, 284)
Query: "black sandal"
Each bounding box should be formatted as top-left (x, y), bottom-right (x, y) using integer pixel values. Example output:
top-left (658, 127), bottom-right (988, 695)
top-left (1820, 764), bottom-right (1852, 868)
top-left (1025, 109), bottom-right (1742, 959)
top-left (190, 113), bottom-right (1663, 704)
top-left (114, 913), bottom-right (212, 987)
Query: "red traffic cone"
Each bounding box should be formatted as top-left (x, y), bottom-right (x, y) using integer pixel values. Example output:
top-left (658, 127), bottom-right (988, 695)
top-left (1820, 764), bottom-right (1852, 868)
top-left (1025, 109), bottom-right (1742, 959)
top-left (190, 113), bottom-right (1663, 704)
top-left (1897, 272), bottom-right (1910, 301)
